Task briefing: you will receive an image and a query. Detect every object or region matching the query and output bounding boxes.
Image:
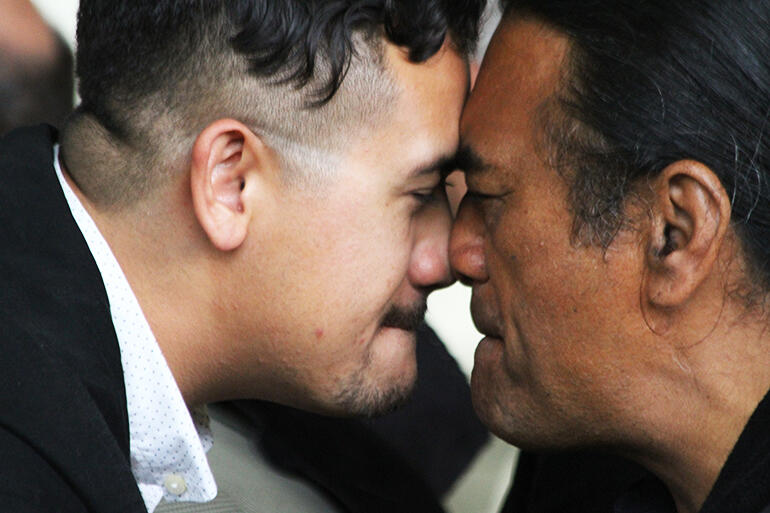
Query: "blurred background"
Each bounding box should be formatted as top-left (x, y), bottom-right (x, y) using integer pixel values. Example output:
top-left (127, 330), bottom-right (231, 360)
top-left (21, 1), bottom-right (515, 511)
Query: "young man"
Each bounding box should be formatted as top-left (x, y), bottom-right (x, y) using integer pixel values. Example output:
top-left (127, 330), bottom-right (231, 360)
top-left (451, 1), bottom-right (770, 512)
top-left (0, 1), bottom-right (485, 511)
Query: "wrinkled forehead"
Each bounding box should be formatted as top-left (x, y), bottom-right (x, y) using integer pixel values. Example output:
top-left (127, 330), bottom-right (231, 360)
top-left (460, 15), bottom-right (569, 170)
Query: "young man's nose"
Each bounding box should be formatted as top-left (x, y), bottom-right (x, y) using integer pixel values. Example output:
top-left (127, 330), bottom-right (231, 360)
top-left (409, 204), bottom-right (456, 291)
top-left (449, 199), bottom-right (488, 285)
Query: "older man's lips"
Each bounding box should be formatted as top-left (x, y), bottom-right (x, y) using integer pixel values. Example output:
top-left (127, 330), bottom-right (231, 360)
top-left (469, 293), bottom-right (502, 336)
top-left (471, 309), bottom-right (504, 364)
top-left (471, 314), bottom-right (503, 341)
top-left (473, 335), bottom-right (504, 381)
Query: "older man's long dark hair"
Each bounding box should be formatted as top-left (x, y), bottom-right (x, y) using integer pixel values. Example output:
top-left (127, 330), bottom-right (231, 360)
top-left (504, 0), bottom-right (770, 292)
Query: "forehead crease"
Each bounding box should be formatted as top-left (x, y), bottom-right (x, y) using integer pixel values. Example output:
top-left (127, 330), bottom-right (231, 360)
top-left (459, 119), bottom-right (533, 183)
top-left (462, 16), bottom-right (569, 172)
top-left (472, 16), bottom-right (569, 113)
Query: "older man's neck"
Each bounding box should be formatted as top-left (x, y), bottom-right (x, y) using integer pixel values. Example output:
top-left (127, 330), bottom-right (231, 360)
top-left (634, 325), bottom-right (770, 513)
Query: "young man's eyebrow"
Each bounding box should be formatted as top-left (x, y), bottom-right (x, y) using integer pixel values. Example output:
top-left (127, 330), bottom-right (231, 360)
top-left (408, 154), bottom-right (458, 180)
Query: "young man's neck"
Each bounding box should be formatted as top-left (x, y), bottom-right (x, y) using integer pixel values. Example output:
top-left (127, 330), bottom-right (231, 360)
top-left (59, 158), bottom-right (235, 407)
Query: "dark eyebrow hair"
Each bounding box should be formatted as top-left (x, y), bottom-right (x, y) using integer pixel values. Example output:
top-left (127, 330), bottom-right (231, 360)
top-left (408, 154), bottom-right (459, 180)
top-left (453, 144), bottom-right (490, 176)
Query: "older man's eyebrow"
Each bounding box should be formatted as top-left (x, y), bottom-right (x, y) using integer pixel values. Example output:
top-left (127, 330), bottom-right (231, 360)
top-left (453, 144), bottom-right (490, 177)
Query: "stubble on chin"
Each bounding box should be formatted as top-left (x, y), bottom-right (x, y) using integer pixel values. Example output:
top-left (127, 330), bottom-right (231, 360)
top-left (333, 368), bottom-right (416, 417)
top-left (332, 300), bottom-right (425, 417)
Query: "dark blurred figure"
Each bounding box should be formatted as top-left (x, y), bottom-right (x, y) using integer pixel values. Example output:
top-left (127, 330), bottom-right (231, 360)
top-left (0, 0), bottom-right (73, 135)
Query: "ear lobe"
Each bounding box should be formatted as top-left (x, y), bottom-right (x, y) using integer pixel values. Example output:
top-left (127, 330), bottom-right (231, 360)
top-left (190, 119), bottom-right (262, 252)
top-left (643, 160), bottom-right (731, 311)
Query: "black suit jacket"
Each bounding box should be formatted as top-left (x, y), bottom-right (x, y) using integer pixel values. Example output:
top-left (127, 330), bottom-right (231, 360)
top-left (0, 125), bottom-right (146, 512)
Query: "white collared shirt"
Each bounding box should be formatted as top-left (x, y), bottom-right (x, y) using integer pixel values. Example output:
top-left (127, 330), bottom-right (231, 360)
top-left (53, 146), bottom-right (217, 512)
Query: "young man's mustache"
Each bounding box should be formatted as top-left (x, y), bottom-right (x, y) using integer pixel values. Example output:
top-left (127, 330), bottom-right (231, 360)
top-left (380, 300), bottom-right (427, 332)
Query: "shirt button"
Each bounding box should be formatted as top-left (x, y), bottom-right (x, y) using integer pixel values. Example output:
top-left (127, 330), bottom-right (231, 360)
top-left (164, 474), bottom-right (187, 496)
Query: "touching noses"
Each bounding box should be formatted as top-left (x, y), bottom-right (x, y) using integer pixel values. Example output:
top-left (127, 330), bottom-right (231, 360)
top-left (449, 198), bottom-right (488, 285)
top-left (409, 202), bottom-right (456, 292)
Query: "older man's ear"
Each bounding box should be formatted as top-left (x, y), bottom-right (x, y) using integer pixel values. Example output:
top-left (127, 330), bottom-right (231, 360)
top-left (641, 160), bottom-right (731, 332)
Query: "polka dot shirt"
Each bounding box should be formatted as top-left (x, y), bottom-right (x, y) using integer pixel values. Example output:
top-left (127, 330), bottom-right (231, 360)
top-left (54, 146), bottom-right (218, 512)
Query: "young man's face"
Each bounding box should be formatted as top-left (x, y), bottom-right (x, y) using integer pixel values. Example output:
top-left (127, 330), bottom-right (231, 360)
top-left (241, 42), bottom-right (467, 416)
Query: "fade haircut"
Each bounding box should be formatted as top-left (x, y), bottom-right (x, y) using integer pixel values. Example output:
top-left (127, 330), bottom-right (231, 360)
top-left (62, 0), bottom-right (486, 206)
top-left (501, 0), bottom-right (770, 291)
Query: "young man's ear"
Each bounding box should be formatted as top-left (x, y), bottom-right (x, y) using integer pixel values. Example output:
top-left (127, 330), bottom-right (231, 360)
top-left (190, 119), bottom-right (274, 251)
top-left (642, 159), bottom-right (731, 312)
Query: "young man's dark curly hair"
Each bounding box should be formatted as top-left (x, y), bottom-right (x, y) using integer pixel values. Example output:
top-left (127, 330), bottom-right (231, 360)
top-left (62, 0), bottom-right (486, 206)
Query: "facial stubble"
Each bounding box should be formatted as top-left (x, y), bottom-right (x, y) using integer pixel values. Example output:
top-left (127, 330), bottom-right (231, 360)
top-left (333, 299), bottom-right (427, 417)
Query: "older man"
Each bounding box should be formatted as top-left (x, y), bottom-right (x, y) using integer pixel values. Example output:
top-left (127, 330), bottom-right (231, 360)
top-left (451, 1), bottom-right (770, 512)
top-left (0, 1), bottom-right (486, 511)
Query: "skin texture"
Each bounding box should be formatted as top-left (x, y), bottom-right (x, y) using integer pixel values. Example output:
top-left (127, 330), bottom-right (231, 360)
top-left (64, 40), bottom-right (466, 418)
top-left (450, 15), bottom-right (770, 513)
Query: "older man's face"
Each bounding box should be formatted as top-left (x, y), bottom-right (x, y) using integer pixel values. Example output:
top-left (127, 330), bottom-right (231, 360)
top-left (450, 16), bottom-right (653, 449)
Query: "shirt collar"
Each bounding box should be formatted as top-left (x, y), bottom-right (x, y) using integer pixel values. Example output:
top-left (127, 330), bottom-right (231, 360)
top-left (53, 145), bottom-right (217, 512)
